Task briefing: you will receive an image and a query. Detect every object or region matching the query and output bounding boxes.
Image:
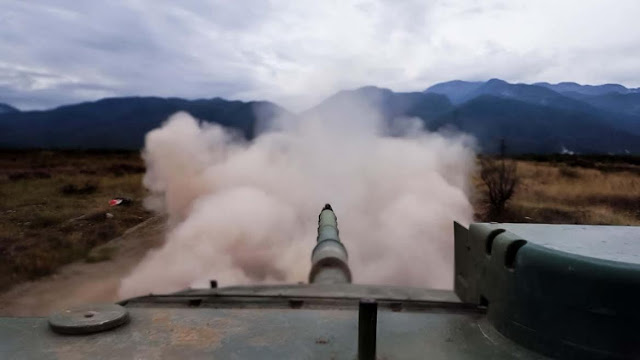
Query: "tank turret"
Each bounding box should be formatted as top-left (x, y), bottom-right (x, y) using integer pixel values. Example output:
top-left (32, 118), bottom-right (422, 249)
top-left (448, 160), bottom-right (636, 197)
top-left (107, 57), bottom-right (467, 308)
top-left (2, 205), bottom-right (640, 359)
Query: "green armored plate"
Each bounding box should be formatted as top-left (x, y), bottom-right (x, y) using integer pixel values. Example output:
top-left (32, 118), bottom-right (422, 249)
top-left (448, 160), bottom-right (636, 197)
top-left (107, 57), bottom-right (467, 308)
top-left (455, 222), bottom-right (640, 360)
top-left (494, 224), bottom-right (640, 264)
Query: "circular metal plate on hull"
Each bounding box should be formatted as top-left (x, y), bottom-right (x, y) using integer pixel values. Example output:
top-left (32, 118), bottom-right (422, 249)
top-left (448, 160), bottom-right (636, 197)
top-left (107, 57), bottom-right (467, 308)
top-left (48, 304), bottom-right (129, 335)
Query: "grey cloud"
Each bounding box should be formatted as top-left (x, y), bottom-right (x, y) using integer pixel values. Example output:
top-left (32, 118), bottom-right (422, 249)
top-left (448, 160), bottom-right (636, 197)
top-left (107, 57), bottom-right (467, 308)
top-left (0, 0), bottom-right (639, 110)
top-left (0, 83), bottom-right (116, 110)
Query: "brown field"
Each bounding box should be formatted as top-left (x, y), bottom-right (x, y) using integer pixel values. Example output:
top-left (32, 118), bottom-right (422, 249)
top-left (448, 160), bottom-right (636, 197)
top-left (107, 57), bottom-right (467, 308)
top-left (0, 151), bottom-right (638, 314)
top-left (473, 157), bottom-right (640, 225)
top-left (0, 150), bottom-right (152, 292)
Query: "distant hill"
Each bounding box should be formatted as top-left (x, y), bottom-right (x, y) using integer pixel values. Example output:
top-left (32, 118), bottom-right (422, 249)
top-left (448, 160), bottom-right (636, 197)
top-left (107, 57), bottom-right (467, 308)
top-left (0, 103), bottom-right (18, 114)
top-left (2, 79), bottom-right (639, 154)
top-left (534, 82), bottom-right (640, 96)
top-left (430, 95), bottom-right (640, 154)
top-left (426, 79), bottom-right (640, 136)
top-left (422, 80), bottom-right (483, 104)
top-left (461, 79), bottom-right (592, 111)
top-left (0, 97), bottom-right (288, 149)
top-left (304, 86), bottom-right (453, 124)
top-left (323, 84), bottom-right (640, 154)
top-left (428, 79), bottom-right (604, 112)
top-left (574, 92), bottom-right (640, 117)
top-left (533, 82), bottom-right (640, 118)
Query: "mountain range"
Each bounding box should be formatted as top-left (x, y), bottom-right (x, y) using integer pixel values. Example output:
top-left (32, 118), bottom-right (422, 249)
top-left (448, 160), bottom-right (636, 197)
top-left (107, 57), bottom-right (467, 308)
top-left (1, 79), bottom-right (639, 154)
top-left (0, 103), bottom-right (18, 114)
top-left (0, 98), bottom-right (288, 149)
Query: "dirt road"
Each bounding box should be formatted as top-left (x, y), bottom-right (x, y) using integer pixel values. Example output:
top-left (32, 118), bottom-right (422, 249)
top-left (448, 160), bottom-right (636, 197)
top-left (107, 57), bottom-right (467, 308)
top-left (0, 216), bottom-right (165, 316)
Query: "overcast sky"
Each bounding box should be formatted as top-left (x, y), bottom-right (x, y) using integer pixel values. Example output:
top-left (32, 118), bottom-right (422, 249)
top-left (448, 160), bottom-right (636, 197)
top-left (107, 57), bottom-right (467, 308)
top-left (2, 0), bottom-right (640, 110)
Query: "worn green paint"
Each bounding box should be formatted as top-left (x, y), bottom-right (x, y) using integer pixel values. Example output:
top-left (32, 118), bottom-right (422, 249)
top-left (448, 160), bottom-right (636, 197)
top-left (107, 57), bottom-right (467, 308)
top-left (455, 222), bottom-right (640, 360)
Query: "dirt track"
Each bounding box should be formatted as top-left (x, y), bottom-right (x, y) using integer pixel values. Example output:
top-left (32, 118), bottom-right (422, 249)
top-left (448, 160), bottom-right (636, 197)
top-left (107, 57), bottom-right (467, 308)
top-left (0, 216), bottom-right (165, 317)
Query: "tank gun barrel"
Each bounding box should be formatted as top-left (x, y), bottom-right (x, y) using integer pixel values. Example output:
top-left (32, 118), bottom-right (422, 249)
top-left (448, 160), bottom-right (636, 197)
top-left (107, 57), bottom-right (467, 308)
top-left (309, 204), bottom-right (352, 284)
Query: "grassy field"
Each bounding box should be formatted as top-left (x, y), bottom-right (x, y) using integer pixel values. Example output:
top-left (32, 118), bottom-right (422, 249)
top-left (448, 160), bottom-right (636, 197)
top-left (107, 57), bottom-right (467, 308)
top-left (0, 151), bottom-right (638, 293)
top-left (473, 155), bottom-right (640, 225)
top-left (0, 151), bottom-right (151, 291)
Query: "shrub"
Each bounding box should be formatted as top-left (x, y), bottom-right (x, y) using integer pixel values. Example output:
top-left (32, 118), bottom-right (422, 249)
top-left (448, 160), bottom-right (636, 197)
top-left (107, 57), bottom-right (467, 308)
top-left (60, 182), bottom-right (98, 195)
top-left (480, 154), bottom-right (519, 220)
top-left (558, 165), bottom-right (580, 179)
top-left (108, 163), bottom-right (145, 176)
top-left (7, 171), bottom-right (52, 181)
top-left (86, 246), bottom-right (117, 263)
top-left (11, 249), bottom-right (58, 278)
top-left (27, 213), bottom-right (64, 228)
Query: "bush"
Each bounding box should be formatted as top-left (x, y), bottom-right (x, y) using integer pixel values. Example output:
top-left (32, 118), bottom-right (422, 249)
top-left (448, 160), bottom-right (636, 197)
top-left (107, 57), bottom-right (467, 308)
top-left (11, 248), bottom-right (58, 279)
top-left (8, 171), bottom-right (51, 181)
top-left (82, 210), bottom-right (108, 222)
top-left (558, 165), bottom-right (580, 179)
top-left (60, 182), bottom-right (98, 195)
top-left (108, 163), bottom-right (145, 177)
top-left (27, 213), bottom-right (64, 228)
top-left (86, 246), bottom-right (117, 263)
top-left (480, 156), bottom-right (519, 220)
top-left (83, 222), bottom-right (118, 247)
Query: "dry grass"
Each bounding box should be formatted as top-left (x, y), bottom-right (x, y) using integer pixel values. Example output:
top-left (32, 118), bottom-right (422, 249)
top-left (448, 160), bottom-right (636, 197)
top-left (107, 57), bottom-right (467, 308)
top-left (85, 245), bottom-right (118, 263)
top-left (1, 150), bottom-right (638, 293)
top-left (0, 150), bottom-right (151, 291)
top-left (474, 158), bottom-right (640, 225)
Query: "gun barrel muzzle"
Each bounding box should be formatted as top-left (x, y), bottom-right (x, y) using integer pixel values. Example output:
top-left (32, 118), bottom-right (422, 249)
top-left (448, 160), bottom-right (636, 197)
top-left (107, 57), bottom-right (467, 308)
top-left (309, 204), bottom-right (352, 284)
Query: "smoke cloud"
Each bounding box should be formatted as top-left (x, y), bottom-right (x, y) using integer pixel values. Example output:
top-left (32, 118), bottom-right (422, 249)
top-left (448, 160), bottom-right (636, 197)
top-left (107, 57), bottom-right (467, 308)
top-left (119, 98), bottom-right (475, 298)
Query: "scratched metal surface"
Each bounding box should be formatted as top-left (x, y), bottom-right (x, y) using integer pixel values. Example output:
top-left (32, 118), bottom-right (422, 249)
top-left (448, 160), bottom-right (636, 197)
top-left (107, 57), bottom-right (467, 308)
top-left (1, 306), bottom-right (548, 359)
top-left (171, 283), bottom-right (460, 302)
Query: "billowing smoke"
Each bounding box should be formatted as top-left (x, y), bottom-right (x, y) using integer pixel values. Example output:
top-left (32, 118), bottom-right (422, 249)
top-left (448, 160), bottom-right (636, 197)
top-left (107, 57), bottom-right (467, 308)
top-left (119, 97), bottom-right (475, 298)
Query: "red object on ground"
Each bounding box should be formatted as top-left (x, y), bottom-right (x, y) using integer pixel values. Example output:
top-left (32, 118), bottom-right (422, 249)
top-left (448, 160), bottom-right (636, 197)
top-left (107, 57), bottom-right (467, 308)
top-left (109, 199), bottom-right (123, 206)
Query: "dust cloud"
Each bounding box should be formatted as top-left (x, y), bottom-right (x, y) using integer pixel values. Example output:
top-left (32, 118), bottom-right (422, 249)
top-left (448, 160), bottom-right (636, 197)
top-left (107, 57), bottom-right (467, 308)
top-left (118, 97), bottom-right (475, 298)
